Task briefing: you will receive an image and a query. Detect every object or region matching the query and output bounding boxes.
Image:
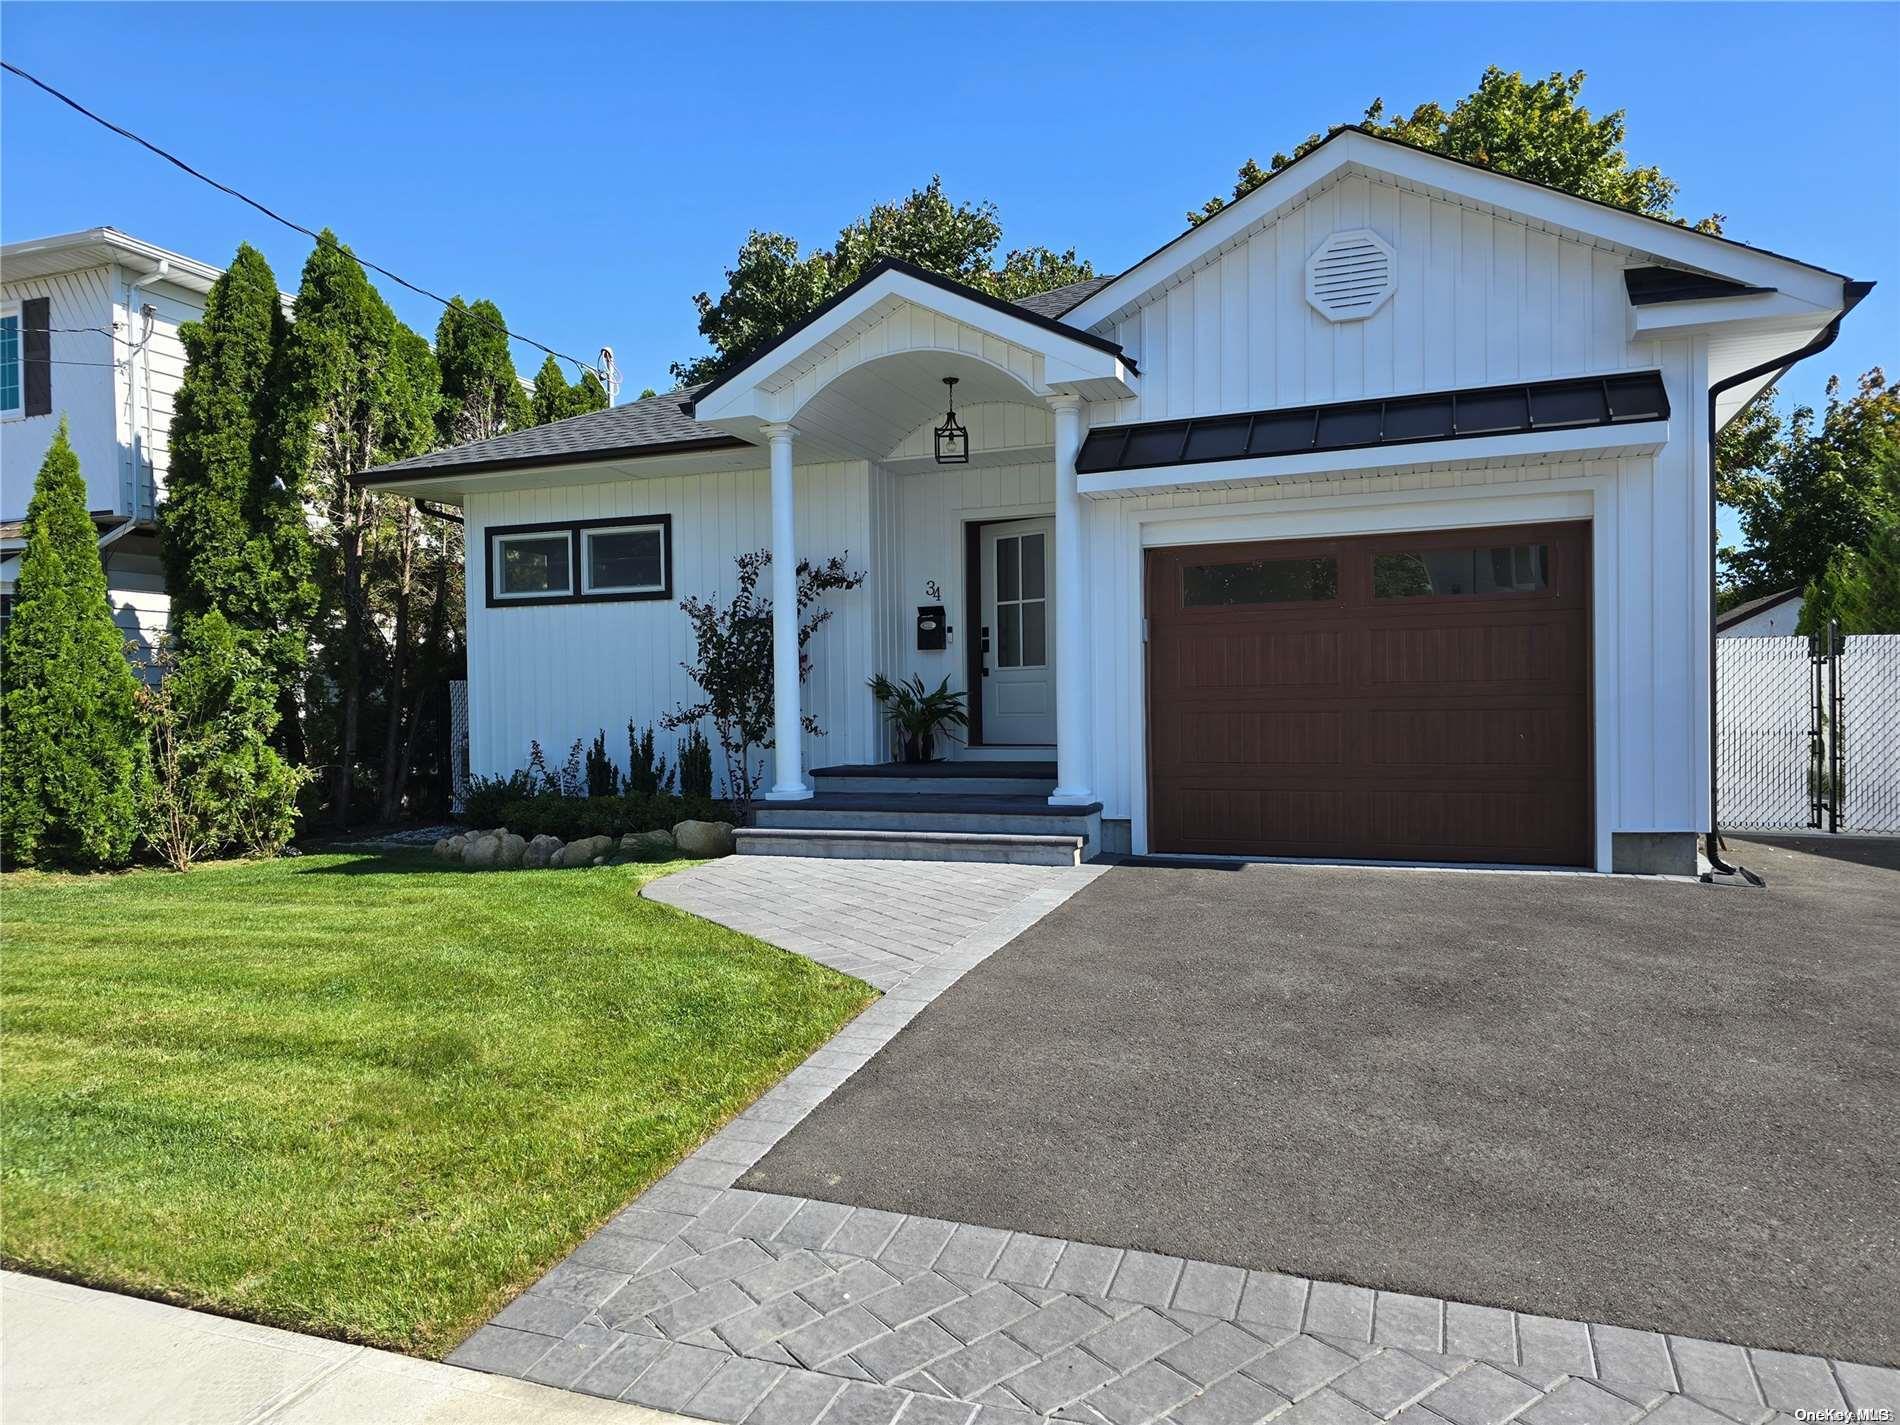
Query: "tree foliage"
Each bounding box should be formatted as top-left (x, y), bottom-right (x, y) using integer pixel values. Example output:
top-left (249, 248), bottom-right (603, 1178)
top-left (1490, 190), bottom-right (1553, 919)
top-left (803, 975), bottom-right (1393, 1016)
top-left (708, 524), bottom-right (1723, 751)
top-left (1, 423), bottom-right (150, 868)
top-left (436, 297), bottom-right (533, 444)
top-left (1718, 369), bottom-right (1900, 607)
top-left (672, 177), bottom-right (1094, 385)
top-left (1189, 67), bottom-right (1721, 233)
top-left (162, 242), bottom-right (315, 697)
top-left (530, 354), bottom-right (612, 425)
top-left (662, 550), bottom-right (866, 819)
top-left (137, 612), bottom-right (312, 871)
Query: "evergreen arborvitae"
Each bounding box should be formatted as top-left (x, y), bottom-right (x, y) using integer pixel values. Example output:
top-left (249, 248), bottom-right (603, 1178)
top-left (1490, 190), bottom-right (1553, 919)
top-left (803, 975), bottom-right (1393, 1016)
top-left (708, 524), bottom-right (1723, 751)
top-left (530, 354), bottom-right (569, 426)
top-left (1, 423), bottom-right (151, 867)
top-left (435, 296), bottom-right (526, 443)
top-left (161, 243), bottom-right (315, 696)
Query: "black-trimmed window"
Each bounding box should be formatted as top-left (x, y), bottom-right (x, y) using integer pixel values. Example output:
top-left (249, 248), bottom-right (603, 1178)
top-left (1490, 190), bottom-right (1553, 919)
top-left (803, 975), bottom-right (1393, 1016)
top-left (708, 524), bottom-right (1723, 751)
top-left (486, 515), bottom-right (673, 607)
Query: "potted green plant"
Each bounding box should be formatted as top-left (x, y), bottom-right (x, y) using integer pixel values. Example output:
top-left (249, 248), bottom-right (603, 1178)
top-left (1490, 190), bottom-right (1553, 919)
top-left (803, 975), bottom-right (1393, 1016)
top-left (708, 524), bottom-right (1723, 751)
top-left (868, 674), bottom-right (969, 764)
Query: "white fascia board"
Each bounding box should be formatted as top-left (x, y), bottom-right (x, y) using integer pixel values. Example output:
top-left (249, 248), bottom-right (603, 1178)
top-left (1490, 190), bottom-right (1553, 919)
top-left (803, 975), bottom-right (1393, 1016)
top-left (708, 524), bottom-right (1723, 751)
top-left (1077, 420), bottom-right (1670, 500)
top-left (689, 269), bottom-right (1136, 427)
top-left (1066, 130), bottom-right (1849, 329)
top-left (1629, 290), bottom-right (1831, 339)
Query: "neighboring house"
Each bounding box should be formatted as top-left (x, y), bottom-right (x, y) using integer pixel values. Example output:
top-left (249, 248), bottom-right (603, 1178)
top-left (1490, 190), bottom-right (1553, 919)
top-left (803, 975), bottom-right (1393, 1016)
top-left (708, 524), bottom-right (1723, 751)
top-left (0, 228), bottom-right (257, 669)
top-left (362, 126), bottom-right (1869, 874)
top-left (1718, 588), bottom-right (1804, 638)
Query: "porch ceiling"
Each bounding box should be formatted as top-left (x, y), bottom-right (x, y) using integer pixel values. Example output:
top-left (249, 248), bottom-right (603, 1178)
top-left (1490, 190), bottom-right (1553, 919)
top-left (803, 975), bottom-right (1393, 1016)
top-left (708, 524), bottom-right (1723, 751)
top-left (784, 349), bottom-right (1043, 463)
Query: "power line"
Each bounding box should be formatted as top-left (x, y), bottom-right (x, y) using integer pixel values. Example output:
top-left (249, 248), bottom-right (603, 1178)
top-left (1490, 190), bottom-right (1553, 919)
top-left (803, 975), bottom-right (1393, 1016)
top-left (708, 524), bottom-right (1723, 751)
top-left (2, 58), bottom-right (603, 382)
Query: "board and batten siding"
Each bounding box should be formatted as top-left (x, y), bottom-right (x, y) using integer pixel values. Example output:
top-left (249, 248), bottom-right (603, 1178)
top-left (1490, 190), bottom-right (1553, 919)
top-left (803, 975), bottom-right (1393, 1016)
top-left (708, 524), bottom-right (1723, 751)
top-left (462, 461), bottom-right (883, 796)
top-left (1103, 171), bottom-right (1652, 422)
top-left (124, 278), bottom-right (203, 523)
top-left (1, 268), bottom-right (119, 519)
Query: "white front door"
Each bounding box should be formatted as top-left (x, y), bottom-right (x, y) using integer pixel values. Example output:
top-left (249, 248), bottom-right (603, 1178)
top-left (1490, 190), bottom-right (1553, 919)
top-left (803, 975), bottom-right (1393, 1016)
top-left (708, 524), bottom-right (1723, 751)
top-left (979, 518), bottom-right (1056, 745)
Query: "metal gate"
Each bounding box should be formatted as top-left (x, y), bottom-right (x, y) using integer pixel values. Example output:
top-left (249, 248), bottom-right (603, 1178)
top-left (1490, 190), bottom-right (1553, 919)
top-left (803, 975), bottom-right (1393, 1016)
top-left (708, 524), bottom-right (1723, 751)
top-left (1717, 626), bottom-right (1900, 834)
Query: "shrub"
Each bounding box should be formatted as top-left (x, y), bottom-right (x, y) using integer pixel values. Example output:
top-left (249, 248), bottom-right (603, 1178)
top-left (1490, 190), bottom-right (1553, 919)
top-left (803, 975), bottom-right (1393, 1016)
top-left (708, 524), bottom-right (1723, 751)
top-left (0, 423), bottom-right (151, 868)
top-left (678, 726), bottom-right (713, 799)
top-left (627, 722), bottom-right (675, 796)
top-left (136, 612), bottom-right (312, 871)
top-left (461, 790), bottom-right (730, 842)
top-left (462, 770), bottom-right (532, 828)
top-left (585, 729), bottom-right (620, 797)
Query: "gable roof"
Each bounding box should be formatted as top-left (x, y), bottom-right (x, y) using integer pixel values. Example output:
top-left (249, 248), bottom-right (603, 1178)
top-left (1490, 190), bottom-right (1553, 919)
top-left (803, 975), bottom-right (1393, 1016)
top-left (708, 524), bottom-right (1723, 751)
top-left (1062, 125), bottom-right (1856, 331)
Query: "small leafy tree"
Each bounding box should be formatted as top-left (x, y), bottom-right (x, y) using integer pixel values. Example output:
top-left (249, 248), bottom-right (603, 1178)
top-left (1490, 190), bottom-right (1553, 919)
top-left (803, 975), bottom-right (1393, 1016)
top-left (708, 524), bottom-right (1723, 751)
top-left (664, 549), bottom-right (865, 819)
top-left (1804, 512), bottom-right (1900, 635)
top-left (137, 612), bottom-right (312, 871)
top-left (0, 423), bottom-right (150, 868)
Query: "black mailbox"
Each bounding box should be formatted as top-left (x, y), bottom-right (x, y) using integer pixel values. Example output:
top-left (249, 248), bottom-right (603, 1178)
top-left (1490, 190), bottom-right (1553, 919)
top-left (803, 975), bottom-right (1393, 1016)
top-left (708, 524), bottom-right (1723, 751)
top-left (916, 604), bottom-right (948, 651)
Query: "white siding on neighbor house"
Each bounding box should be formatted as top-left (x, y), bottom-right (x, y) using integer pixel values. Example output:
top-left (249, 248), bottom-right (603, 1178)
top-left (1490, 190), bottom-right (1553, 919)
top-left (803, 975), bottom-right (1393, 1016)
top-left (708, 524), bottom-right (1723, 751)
top-left (1, 267), bottom-right (119, 519)
top-left (0, 266), bottom-right (203, 524)
top-left (103, 542), bottom-right (170, 676)
top-left (1721, 596), bottom-right (1804, 638)
top-left (125, 278), bottom-right (202, 523)
top-left (462, 461), bottom-right (882, 796)
top-left (1103, 172), bottom-right (1648, 423)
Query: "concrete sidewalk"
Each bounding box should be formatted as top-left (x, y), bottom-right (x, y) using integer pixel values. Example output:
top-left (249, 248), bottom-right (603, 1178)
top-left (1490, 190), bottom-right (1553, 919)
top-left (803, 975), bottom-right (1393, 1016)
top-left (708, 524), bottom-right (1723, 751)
top-left (0, 1270), bottom-right (687, 1425)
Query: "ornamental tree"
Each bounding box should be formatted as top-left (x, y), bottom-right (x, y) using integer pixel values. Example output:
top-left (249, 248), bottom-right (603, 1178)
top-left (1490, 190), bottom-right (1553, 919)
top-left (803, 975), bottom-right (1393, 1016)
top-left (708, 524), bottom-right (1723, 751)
top-left (663, 549), bottom-right (865, 820)
top-left (436, 296), bottom-right (530, 444)
top-left (0, 423), bottom-right (150, 867)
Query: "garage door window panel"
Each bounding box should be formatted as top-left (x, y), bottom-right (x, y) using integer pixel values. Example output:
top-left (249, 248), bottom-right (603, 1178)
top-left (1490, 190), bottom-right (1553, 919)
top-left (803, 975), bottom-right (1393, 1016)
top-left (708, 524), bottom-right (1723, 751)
top-left (1183, 556), bottom-right (1338, 608)
top-left (1373, 544), bottom-right (1550, 599)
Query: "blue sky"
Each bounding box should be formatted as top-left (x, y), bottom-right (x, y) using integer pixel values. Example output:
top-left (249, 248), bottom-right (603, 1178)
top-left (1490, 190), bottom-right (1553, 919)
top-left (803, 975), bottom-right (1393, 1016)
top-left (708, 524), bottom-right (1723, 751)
top-left (4, 3), bottom-right (1893, 438)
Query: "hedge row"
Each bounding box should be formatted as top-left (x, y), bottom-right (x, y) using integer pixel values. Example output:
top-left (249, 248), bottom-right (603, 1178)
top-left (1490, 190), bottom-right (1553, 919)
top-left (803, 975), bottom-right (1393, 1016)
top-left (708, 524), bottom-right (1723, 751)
top-left (460, 781), bottom-right (732, 841)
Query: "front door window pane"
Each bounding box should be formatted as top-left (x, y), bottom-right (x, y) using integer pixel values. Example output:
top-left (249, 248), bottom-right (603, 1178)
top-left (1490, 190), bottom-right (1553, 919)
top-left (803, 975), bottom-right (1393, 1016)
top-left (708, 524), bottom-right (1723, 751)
top-left (1022, 600), bottom-right (1046, 666)
top-left (998, 602), bottom-right (1022, 667)
top-left (1021, 533), bottom-right (1045, 599)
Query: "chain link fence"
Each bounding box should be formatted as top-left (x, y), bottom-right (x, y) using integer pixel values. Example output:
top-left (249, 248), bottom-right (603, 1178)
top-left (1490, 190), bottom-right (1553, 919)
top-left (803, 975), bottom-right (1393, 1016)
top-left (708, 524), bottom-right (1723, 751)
top-left (1717, 632), bottom-right (1899, 834)
top-left (449, 679), bottom-right (470, 814)
top-left (1839, 634), bottom-right (1900, 833)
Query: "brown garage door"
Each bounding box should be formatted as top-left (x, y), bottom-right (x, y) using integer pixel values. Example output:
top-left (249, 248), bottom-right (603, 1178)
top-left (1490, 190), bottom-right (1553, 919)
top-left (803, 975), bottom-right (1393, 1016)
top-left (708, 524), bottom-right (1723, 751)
top-left (1146, 522), bottom-right (1592, 865)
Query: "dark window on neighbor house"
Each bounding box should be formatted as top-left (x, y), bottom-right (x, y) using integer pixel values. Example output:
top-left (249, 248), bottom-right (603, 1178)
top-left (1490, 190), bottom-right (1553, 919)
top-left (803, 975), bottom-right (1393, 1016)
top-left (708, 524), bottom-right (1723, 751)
top-left (1183, 556), bottom-right (1337, 607)
top-left (1373, 544), bottom-right (1549, 598)
top-left (486, 515), bottom-right (673, 607)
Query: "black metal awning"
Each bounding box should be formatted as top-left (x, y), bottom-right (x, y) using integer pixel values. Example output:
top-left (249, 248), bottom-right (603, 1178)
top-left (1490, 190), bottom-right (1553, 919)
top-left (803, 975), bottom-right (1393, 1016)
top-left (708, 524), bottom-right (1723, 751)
top-left (1074, 371), bottom-right (1670, 477)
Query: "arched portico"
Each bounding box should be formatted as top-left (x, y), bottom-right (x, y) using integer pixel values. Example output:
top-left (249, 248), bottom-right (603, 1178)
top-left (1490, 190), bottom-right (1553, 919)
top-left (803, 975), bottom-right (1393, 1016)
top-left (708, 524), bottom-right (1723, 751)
top-left (685, 258), bottom-right (1138, 803)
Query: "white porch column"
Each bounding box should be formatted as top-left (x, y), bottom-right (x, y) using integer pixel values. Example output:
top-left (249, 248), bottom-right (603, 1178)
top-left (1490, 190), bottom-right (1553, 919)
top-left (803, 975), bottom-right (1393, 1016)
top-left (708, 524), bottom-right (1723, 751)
top-left (763, 422), bottom-right (811, 801)
top-left (1048, 395), bottom-right (1094, 806)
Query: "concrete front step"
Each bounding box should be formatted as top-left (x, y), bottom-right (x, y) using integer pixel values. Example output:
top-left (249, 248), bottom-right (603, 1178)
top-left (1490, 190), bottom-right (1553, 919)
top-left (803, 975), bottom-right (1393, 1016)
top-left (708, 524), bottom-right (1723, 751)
top-left (754, 795), bottom-right (1102, 859)
top-left (735, 827), bottom-right (1084, 866)
top-left (810, 761), bottom-right (1057, 798)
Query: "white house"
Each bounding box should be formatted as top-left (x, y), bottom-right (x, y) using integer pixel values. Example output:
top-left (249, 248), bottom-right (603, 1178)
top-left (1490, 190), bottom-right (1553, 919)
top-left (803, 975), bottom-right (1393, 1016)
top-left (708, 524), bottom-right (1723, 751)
top-left (1717, 588), bottom-right (1804, 638)
top-left (362, 127), bottom-right (1869, 875)
top-left (0, 228), bottom-right (243, 668)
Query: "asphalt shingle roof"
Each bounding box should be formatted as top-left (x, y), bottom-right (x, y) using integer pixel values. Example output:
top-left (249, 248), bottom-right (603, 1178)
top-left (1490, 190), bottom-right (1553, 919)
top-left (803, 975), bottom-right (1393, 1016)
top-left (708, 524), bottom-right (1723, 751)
top-left (361, 275), bottom-right (1121, 483)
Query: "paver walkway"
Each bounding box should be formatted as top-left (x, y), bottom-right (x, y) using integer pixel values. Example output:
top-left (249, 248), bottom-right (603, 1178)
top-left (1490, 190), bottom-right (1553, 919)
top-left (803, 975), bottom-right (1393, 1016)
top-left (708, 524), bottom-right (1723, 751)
top-left (451, 857), bottom-right (1899, 1425)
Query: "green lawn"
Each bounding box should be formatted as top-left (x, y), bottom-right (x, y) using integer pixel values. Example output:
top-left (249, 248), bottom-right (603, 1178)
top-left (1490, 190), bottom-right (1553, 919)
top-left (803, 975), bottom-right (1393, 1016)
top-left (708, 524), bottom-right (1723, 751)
top-left (0, 851), bottom-right (874, 1356)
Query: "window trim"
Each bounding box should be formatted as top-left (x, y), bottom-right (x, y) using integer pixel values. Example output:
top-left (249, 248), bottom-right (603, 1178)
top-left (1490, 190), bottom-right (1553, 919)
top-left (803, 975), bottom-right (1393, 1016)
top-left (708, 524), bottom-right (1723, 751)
top-left (0, 301), bottom-right (23, 421)
top-left (580, 519), bottom-right (670, 597)
top-left (484, 514), bottom-right (673, 609)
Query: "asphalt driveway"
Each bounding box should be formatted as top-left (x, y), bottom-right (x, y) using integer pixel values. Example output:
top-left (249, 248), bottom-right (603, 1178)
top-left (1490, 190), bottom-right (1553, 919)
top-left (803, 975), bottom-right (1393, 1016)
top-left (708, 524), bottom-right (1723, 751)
top-left (741, 837), bottom-right (1900, 1365)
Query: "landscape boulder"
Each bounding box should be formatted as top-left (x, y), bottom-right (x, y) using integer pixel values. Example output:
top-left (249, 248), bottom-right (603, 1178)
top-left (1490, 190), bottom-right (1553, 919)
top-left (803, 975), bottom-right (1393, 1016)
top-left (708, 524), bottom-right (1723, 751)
top-left (522, 834), bottom-right (563, 869)
top-left (673, 820), bottom-right (736, 858)
top-left (554, 834), bottom-right (615, 868)
top-left (433, 831), bottom-right (469, 863)
top-left (622, 829), bottom-right (676, 859)
top-left (496, 832), bottom-right (527, 869)
top-left (461, 830), bottom-right (502, 869)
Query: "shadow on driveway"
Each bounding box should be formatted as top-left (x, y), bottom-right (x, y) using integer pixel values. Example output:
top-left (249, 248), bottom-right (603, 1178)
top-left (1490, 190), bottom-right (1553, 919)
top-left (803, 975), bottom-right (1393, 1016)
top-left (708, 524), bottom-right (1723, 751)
top-left (742, 838), bottom-right (1900, 1365)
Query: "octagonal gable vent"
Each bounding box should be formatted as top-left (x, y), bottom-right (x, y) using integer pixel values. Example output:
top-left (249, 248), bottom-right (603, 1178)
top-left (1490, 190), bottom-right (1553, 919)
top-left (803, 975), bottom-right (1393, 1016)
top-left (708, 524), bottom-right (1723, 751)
top-left (1306, 229), bottom-right (1396, 322)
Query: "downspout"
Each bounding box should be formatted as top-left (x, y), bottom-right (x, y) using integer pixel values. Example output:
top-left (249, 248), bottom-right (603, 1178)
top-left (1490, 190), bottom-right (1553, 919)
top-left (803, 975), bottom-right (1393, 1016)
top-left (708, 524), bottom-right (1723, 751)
top-left (1702, 278), bottom-right (1873, 881)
